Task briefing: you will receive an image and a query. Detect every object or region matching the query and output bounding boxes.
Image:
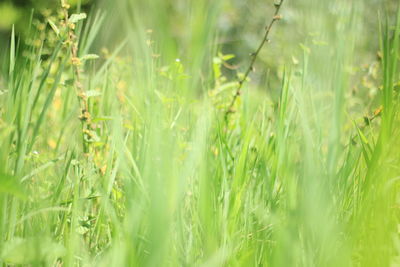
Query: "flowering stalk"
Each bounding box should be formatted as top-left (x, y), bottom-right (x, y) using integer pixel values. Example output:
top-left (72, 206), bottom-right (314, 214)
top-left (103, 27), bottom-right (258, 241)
top-left (61, 0), bottom-right (92, 155)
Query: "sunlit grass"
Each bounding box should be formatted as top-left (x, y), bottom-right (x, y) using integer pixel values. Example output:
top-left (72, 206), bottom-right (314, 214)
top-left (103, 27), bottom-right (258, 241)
top-left (0, 0), bottom-right (399, 266)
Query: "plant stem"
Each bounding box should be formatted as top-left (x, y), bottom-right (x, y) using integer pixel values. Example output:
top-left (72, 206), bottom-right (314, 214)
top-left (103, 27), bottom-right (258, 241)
top-left (224, 0), bottom-right (285, 122)
top-left (62, 1), bottom-right (91, 155)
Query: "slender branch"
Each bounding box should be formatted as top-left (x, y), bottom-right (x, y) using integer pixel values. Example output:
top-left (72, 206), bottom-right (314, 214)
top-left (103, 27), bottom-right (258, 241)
top-left (224, 0), bottom-right (285, 122)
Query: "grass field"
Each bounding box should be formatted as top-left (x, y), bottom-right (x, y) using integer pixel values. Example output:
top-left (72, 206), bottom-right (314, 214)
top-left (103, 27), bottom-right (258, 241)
top-left (0, 0), bottom-right (400, 266)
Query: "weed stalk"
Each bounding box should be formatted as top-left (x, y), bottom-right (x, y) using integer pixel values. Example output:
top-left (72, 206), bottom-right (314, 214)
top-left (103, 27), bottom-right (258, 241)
top-left (224, 0), bottom-right (285, 123)
top-left (61, 0), bottom-right (92, 155)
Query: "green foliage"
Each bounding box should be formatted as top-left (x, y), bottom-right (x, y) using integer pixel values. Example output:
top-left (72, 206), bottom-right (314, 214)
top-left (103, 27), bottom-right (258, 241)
top-left (0, 0), bottom-right (399, 266)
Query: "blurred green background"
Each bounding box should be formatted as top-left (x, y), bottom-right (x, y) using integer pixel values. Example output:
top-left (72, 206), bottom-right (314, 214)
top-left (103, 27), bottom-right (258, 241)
top-left (0, 0), bottom-right (398, 118)
top-left (1, 0), bottom-right (397, 64)
top-left (0, 1), bottom-right (399, 266)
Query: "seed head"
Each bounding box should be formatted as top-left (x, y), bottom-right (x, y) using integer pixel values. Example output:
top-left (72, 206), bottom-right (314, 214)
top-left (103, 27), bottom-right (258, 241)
top-left (71, 57), bottom-right (81, 66)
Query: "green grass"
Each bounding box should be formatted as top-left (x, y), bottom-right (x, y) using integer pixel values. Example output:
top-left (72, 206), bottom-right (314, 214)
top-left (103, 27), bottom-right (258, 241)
top-left (0, 0), bottom-right (399, 266)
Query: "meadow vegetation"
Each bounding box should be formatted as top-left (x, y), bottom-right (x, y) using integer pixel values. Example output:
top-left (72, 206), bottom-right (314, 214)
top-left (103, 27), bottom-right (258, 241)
top-left (0, 0), bottom-right (400, 266)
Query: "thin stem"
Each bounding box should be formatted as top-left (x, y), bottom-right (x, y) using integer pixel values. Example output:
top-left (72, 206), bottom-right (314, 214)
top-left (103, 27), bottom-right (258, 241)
top-left (224, 0), bottom-right (285, 122)
top-left (62, 1), bottom-right (91, 155)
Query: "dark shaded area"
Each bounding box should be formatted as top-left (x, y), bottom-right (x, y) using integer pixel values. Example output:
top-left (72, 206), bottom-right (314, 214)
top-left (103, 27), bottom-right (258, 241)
top-left (0, 0), bottom-right (94, 66)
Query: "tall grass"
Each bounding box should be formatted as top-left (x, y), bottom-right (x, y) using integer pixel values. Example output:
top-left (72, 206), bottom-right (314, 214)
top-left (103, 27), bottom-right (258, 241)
top-left (0, 0), bottom-right (399, 266)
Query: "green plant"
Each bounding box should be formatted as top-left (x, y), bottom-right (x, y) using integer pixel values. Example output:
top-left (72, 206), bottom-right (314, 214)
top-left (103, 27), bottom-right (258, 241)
top-left (0, 0), bottom-right (399, 266)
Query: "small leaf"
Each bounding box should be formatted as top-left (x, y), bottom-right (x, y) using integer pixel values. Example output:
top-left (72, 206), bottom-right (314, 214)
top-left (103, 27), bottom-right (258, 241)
top-left (81, 54), bottom-right (99, 61)
top-left (47, 19), bottom-right (59, 36)
top-left (213, 57), bottom-right (222, 65)
top-left (84, 90), bottom-right (102, 98)
top-left (357, 128), bottom-right (369, 144)
top-left (69, 13), bottom-right (87, 23)
top-left (222, 54), bottom-right (235, 61)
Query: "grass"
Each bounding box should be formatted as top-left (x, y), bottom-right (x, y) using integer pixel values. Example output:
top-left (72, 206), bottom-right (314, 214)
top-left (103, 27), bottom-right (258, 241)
top-left (0, 0), bottom-right (399, 266)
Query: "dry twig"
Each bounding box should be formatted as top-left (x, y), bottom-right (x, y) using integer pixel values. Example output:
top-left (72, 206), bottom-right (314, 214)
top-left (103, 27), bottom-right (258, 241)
top-left (224, 0), bottom-right (285, 122)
